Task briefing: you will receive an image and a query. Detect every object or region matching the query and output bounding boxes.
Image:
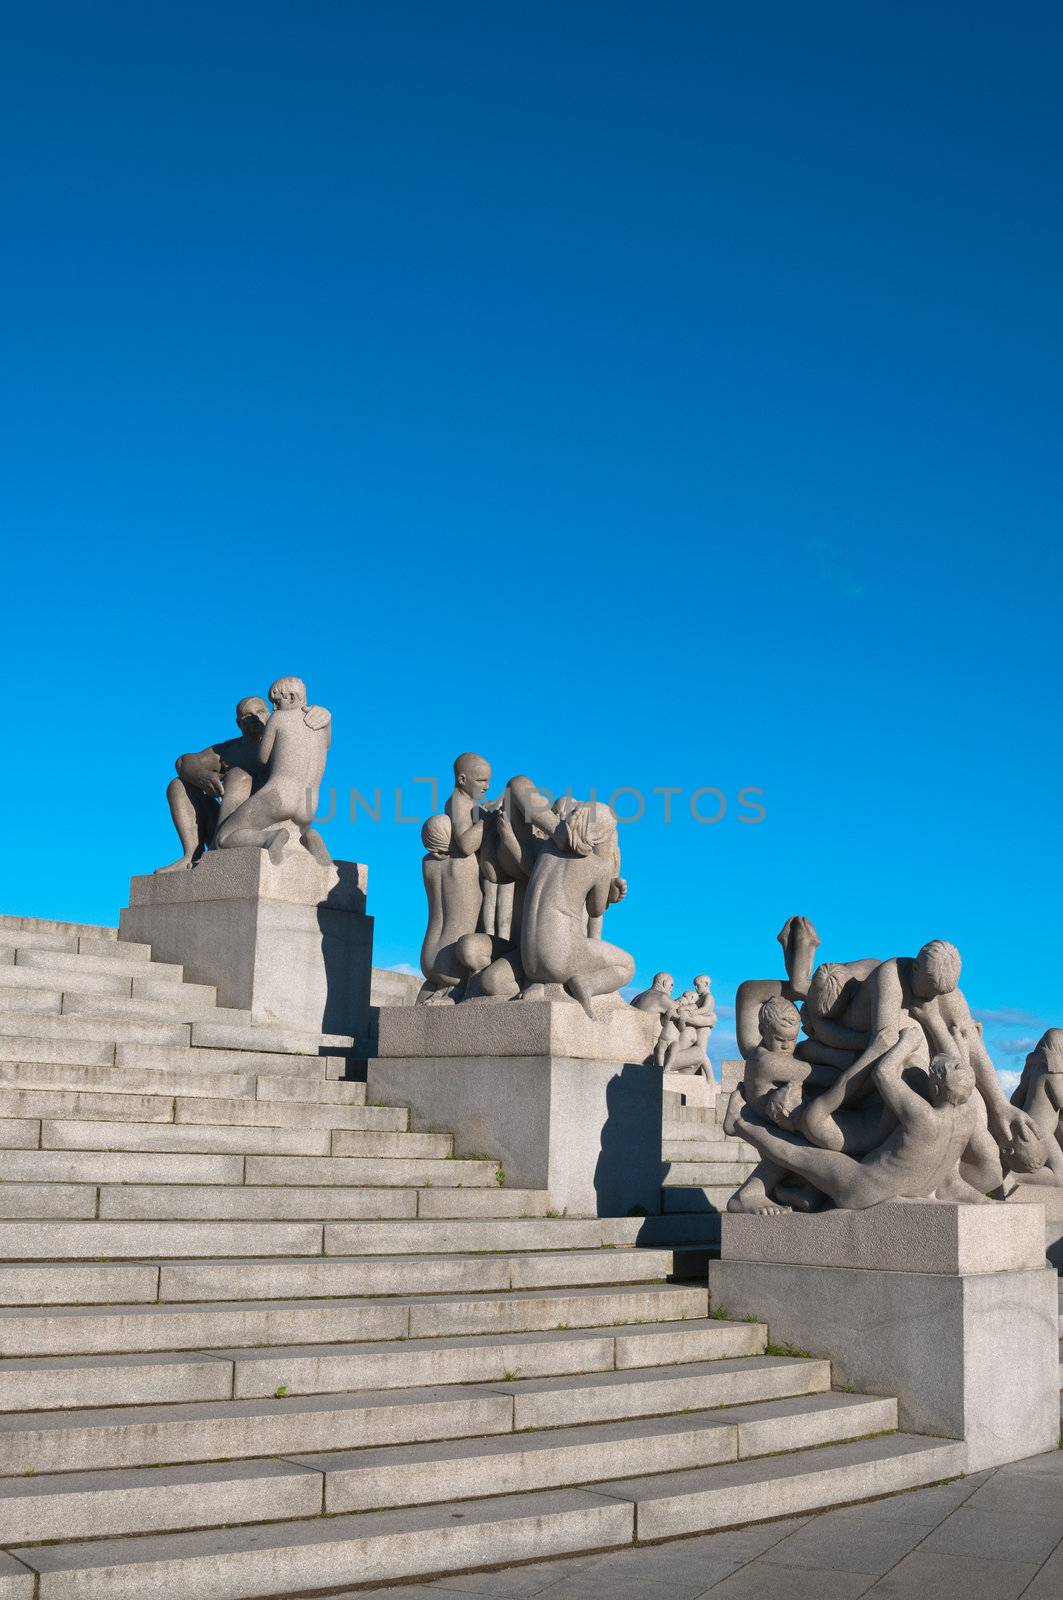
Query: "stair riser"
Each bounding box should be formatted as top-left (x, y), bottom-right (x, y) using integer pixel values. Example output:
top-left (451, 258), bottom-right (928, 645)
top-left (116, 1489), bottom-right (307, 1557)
top-left (0, 1222), bottom-right (324, 1260)
top-left (0, 1356), bottom-right (233, 1412)
top-left (230, 1323), bottom-right (765, 1398)
top-left (97, 1186), bottom-right (419, 1220)
top-left (0, 1392), bottom-right (514, 1474)
top-left (0, 1287), bottom-right (708, 1356)
top-left (0, 1462), bottom-right (321, 1547)
top-left (20, 1494), bottom-right (634, 1600)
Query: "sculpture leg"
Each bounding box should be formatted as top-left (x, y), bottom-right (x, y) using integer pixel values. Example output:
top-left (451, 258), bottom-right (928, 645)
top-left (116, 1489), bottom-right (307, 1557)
top-left (215, 788), bottom-right (285, 851)
top-left (735, 1109), bottom-right (881, 1208)
top-left (727, 1159), bottom-right (792, 1214)
top-left (156, 779), bottom-right (216, 873)
top-left (564, 939), bottom-right (635, 1019)
top-left (299, 827), bottom-right (333, 867)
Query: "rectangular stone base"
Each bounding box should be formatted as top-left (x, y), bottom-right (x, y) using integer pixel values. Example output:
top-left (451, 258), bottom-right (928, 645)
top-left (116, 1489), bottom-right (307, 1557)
top-left (375, 999), bottom-right (656, 1064)
top-left (709, 1203), bottom-right (1058, 1471)
top-left (367, 1053), bottom-right (665, 1218)
top-left (120, 849), bottom-right (373, 1044)
top-left (662, 1071), bottom-right (714, 1108)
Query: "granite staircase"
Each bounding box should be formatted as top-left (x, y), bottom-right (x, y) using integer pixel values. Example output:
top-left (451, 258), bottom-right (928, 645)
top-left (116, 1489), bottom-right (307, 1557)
top-left (0, 915), bottom-right (966, 1597)
top-left (661, 1061), bottom-right (758, 1231)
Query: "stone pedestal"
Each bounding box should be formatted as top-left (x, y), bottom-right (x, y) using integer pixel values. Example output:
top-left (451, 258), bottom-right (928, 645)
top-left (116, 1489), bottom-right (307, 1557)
top-left (662, 1071), bottom-right (714, 1108)
top-left (708, 1202), bottom-right (1059, 1471)
top-left (1005, 1184), bottom-right (1063, 1270)
top-left (120, 848), bottom-right (374, 1045)
top-left (367, 1001), bottom-right (662, 1217)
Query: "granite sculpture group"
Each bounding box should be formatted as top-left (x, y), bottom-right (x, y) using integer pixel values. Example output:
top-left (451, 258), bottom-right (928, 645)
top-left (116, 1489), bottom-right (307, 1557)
top-left (157, 677), bottom-right (333, 872)
top-left (150, 700), bottom-right (1063, 1213)
top-left (725, 918), bottom-right (1063, 1212)
top-left (417, 753), bottom-right (633, 1019)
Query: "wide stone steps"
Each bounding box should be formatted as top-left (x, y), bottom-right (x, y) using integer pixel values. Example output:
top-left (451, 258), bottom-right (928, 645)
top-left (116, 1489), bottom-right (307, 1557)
top-left (0, 1216), bottom-right (667, 1259)
top-left (0, 914), bottom-right (973, 1594)
top-left (0, 1355), bottom-right (833, 1475)
top-left (0, 1283), bottom-right (712, 1356)
top-left (7, 1435), bottom-right (965, 1598)
top-left (0, 1318), bottom-right (764, 1413)
top-left (0, 1390), bottom-right (894, 1546)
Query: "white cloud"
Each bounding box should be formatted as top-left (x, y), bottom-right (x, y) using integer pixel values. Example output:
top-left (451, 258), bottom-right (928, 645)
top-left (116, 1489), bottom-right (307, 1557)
top-left (997, 1037), bottom-right (1038, 1057)
top-left (996, 1068), bottom-right (1022, 1095)
top-left (973, 1007), bottom-right (1043, 1028)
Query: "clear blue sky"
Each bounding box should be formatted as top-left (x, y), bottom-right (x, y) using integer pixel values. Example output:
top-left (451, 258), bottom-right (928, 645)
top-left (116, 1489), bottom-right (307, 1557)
top-left (3, 2), bottom-right (1060, 1081)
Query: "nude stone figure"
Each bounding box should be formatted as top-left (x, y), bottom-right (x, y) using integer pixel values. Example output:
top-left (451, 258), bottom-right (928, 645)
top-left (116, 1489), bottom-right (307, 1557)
top-left (1004, 1029), bottom-right (1063, 1187)
top-left (734, 1028), bottom-right (991, 1210)
top-left (735, 915), bottom-right (822, 1057)
top-left (416, 814), bottom-right (484, 1004)
top-left (799, 941), bottom-right (1036, 1188)
top-left (156, 696), bottom-right (269, 873)
top-left (662, 975), bottom-right (718, 1076)
top-left (519, 800), bottom-right (633, 1017)
top-left (215, 677), bottom-right (333, 866)
top-left (630, 973), bottom-right (678, 1066)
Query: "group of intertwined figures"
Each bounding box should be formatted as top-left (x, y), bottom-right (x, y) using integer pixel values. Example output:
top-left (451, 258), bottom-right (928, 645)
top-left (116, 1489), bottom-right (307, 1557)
top-left (418, 753), bottom-right (634, 1016)
top-left (726, 916), bottom-right (1063, 1213)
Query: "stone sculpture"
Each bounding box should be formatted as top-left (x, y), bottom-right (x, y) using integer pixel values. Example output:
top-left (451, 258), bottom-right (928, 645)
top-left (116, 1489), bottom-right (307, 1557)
top-left (518, 799), bottom-right (633, 1016)
top-left (727, 921), bottom-right (1043, 1212)
top-left (729, 1027), bottom-right (991, 1209)
top-left (416, 759), bottom-right (636, 1016)
top-left (735, 915), bottom-right (821, 1056)
top-left (417, 813), bottom-right (484, 1004)
top-left (156, 696), bottom-right (270, 872)
top-left (661, 974), bottom-right (717, 1076)
top-left (1004, 1028), bottom-right (1063, 1187)
top-left (215, 676), bottom-right (333, 866)
top-left (632, 972), bottom-right (718, 1075)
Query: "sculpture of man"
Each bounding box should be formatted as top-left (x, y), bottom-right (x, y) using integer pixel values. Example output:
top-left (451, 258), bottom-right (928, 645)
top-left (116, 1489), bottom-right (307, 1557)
top-left (631, 972), bottom-right (678, 1066)
top-left (215, 676), bottom-right (332, 865)
top-left (800, 941), bottom-right (1035, 1186)
top-left (734, 1028), bottom-right (990, 1210)
top-left (416, 814), bottom-right (484, 1004)
top-left (662, 974), bottom-right (718, 1077)
top-left (519, 800), bottom-right (633, 1017)
top-left (156, 696), bottom-right (270, 873)
top-left (1004, 1029), bottom-right (1063, 1188)
top-left (444, 752), bottom-right (502, 933)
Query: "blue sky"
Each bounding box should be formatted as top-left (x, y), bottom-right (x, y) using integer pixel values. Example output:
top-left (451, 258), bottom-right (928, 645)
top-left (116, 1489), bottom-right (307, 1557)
top-left (3, 2), bottom-right (1060, 1082)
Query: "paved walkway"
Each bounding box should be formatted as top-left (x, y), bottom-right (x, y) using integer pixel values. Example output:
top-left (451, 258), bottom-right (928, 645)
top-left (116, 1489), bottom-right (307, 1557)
top-left (331, 1448), bottom-right (1063, 1600)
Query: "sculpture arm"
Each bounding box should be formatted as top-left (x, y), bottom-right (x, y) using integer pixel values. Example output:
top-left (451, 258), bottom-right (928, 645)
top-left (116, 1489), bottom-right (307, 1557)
top-left (176, 747), bottom-right (225, 798)
top-left (802, 1008), bottom-right (867, 1051)
top-left (494, 813), bottom-right (531, 881)
top-left (958, 994), bottom-right (1039, 1147)
top-left (258, 718), bottom-right (278, 766)
top-left (869, 1029), bottom-right (927, 1126)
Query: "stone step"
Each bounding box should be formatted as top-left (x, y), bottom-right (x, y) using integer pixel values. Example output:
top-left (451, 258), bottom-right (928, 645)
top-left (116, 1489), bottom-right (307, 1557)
top-left (16, 947), bottom-right (181, 981)
top-left (0, 1318), bottom-right (763, 1413)
top-left (153, 1245), bottom-right (680, 1303)
top-left (244, 1154), bottom-right (499, 1186)
top-left (0, 1057), bottom-right (255, 1101)
top-left (0, 1012), bottom-right (191, 1048)
top-left (190, 1017), bottom-right (356, 1056)
top-left (39, 1118), bottom-right (336, 1156)
top-left (0, 1120), bottom-right (42, 1149)
top-left (0, 964), bottom-right (130, 998)
top-left (0, 1263), bottom-right (162, 1307)
top-left (0, 987), bottom-right (62, 1014)
top-left (0, 1350), bottom-right (237, 1411)
top-left (0, 1282), bottom-right (709, 1356)
top-left (664, 1162), bottom-right (757, 1187)
top-left (0, 1149), bottom-right (246, 1186)
top-left (302, 1391), bottom-right (897, 1513)
top-left (0, 916), bottom-right (118, 943)
top-left (0, 1458), bottom-right (322, 1548)
top-left (317, 1218), bottom-right (651, 1255)
top-left (0, 1356), bottom-right (826, 1475)
top-left (589, 1431), bottom-right (967, 1540)
top-left (63, 991), bottom-right (226, 1023)
top-left (255, 1075), bottom-right (366, 1105)
top-left (0, 1087), bottom-right (175, 1124)
top-left (662, 1136), bottom-right (748, 1160)
top-left (172, 1096), bottom-right (407, 1131)
top-left (97, 1184), bottom-right (420, 1220)
top-left (114, 1042), bottom-right (346, 1078)
top-left (0, 1033), bottom-right (116, 1069)
top-left (0, 1184), bottom-right (97, 1219)
top-left (0, 1219), bottom-right (326, 1260)
top-left (11, 1484), bottom-right (633, 1599)
top-left (223, 1317), bottom-right (768, 1398)
top-left (328, 1129), bottom-right (451, 1157)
